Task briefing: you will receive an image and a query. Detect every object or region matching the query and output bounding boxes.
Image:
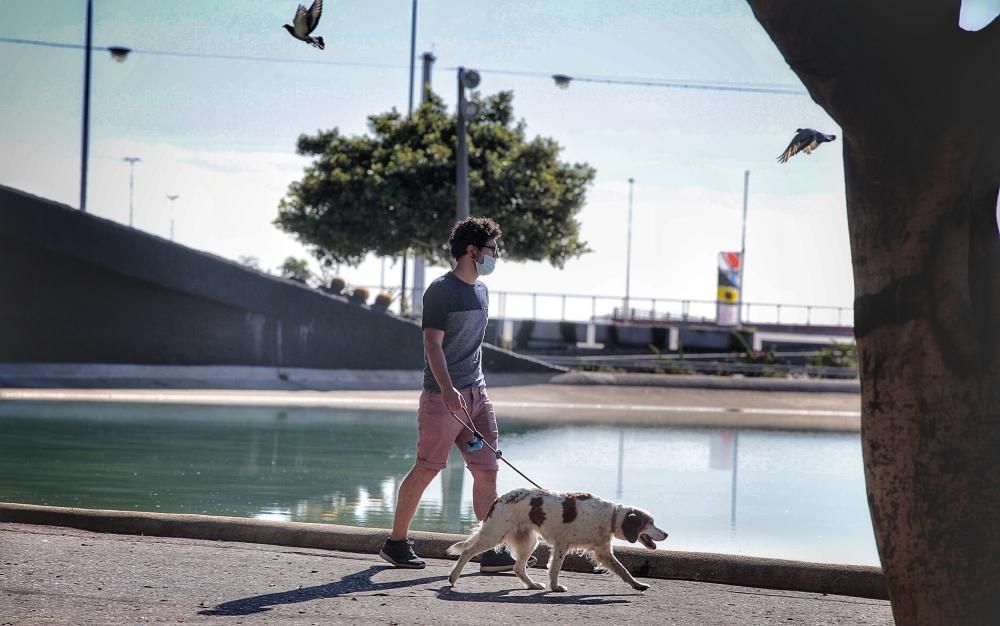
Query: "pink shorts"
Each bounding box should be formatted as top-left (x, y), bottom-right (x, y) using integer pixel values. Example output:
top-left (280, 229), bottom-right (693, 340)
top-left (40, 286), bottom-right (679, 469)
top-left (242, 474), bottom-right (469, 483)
top-left (416, 386), bottom-right (499, 471)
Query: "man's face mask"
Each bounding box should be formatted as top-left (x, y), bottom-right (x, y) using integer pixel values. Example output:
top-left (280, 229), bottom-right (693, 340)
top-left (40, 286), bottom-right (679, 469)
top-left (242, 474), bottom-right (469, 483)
top-left (475, 253), bottom-right (497, 276)
top-left (475, 243), bottom-right (498, 276)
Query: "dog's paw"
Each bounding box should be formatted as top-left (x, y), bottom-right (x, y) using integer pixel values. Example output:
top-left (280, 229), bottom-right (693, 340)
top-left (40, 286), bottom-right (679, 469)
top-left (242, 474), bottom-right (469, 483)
top-left (525, 581), bottom-right (545, 591)
top-left (448, 575), bottom-right (459, 586)
top-left (550, 584), bottom-right (568, 592)
top-left (632, 582), bottom-right (650, 592)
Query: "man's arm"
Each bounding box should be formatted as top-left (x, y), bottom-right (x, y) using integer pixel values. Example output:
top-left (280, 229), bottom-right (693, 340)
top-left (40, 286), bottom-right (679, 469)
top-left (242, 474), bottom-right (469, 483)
top-left (423, 328), bottom-right (466, 413)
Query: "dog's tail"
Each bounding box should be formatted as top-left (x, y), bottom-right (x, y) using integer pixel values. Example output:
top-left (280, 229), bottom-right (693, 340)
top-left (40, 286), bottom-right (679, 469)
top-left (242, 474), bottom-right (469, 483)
top-left (447, 521), bottom-right (486, 555)
top-left (447, 534), bottom-right (477, 556)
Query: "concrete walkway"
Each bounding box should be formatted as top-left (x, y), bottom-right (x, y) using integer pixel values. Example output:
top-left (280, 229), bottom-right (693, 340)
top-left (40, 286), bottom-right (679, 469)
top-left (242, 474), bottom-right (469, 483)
top-left (0, 523), bottom-right (893, 625)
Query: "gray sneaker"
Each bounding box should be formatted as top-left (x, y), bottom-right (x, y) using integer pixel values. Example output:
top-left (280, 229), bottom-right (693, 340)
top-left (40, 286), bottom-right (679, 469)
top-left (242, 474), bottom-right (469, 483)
top-left (379, 538), bottom-right (426, 569)
top-left (479, 547), bottom-right (516, 573)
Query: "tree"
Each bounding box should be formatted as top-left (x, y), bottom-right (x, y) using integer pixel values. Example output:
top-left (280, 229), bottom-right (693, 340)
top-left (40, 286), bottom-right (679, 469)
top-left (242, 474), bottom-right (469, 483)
top-left (275, 91), bottom-right (596, 268)
top-left (236, 255), bottom-right (263, 272)
top-left (278, 256), bottom-right (313, 284)
top-left (745, 2), bottom-right (999, 624)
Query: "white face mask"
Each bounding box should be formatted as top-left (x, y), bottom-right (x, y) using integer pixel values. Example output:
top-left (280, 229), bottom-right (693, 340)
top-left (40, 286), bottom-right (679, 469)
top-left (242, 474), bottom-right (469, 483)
top-left (475, 254), bottom-right (497, 276)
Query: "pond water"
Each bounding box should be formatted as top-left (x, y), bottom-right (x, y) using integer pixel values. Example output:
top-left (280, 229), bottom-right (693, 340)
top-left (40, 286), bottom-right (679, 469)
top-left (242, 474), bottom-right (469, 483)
top-left (0, 400), bottom-right (878, 566)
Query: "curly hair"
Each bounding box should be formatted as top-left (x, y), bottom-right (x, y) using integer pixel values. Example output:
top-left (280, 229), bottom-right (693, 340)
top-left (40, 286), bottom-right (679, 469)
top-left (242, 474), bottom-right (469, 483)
top-left (449, 216), bottom-right (502, 260)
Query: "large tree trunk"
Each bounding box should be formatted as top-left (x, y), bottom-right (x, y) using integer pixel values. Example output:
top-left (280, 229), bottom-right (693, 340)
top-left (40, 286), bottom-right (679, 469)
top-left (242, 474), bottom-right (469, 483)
top-left (746, 2), bottom-right (1000, 624)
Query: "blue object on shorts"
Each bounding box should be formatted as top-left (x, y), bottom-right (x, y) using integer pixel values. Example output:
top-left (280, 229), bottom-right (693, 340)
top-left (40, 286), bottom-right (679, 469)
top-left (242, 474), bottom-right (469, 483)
top-left (466, 433), bottom-right (484, 452)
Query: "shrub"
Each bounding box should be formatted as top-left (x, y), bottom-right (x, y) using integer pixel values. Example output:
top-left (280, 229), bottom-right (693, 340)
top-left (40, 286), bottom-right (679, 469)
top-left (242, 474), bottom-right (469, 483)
top-left (605, 325), bottom-right (618, 348)
top-left (350, 286), bottom-right (369, 304)
top-left (559, 321), bottom-right (577, 344)
top-left (328, 277), bottom-right (346, 294)
top-left (514, 320), bottom-right (535, 350)
top-left (808, 342), bottom-right (857, 368)
top-left (374, 292), bottom-right (394, 307)
top-left (651, 326), bottom-right (668, 350)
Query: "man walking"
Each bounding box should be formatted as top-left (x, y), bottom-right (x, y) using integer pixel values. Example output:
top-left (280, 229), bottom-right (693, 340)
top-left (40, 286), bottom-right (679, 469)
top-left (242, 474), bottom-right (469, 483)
top-left (379, 216), bottom-right (514, 573)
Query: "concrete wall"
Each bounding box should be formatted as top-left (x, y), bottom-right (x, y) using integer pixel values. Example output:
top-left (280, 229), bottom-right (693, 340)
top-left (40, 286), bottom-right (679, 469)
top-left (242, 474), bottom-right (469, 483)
top-left (0, 186), bottom-right (559, 374)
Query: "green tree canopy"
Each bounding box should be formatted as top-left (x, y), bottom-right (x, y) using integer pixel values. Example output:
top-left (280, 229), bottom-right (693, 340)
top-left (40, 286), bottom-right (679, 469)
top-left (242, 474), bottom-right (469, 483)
top-left (275, 91), bottom-right (596, 268)
top-left (278, 256), bottom-right (312, 283)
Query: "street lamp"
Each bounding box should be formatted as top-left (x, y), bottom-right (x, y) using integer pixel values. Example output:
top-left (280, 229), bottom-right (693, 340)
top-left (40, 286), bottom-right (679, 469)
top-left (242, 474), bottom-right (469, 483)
top-left (624, 177), bottom-right (635, 319)
top-left (108, 46), bottom-right (130, 62)
top-left (456, 67), bottom-right (481, 221)
top-left (400, 0), bottom-right (419, 315)
top-left (166, 194), bottom-right (179, 241)
top-left (122, 157), bottom-right (141, 227)
top-left (80, 0), bottom-right (131, 212)
top-left (738, 170), bottom-right (750, 323)
top-left (552, 74), bottom-right (572, 89)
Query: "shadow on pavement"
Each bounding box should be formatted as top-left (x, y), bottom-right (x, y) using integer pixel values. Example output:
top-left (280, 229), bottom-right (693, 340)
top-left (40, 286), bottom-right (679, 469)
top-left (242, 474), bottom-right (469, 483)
top-left (437, 571), bottom-right (636, 605)
top-left (200, 565), bottom-right (635, 615)
top-left (199, 565), bottom-right (448, 616)
top-left (437, 582), bottom-right (634, 605)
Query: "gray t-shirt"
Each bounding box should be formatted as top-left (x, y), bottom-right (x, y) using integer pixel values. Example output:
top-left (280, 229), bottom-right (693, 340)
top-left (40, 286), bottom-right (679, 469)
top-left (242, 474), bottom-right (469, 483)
top-left (421, 272), bottom-right (488, 392)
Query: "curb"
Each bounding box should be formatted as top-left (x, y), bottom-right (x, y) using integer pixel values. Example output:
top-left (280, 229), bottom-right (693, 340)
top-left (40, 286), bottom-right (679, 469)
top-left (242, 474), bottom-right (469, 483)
top-left (0, 502), bottom-right (886, 600)
top-left (0, 364), bottom-right (859, 394)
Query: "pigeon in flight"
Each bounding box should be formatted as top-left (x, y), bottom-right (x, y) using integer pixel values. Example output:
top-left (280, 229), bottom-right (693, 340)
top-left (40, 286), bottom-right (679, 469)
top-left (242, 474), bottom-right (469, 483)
top-left (283, 0), bottom-right (325, 50)
top-left (777, 128), bottom-right (836, 163)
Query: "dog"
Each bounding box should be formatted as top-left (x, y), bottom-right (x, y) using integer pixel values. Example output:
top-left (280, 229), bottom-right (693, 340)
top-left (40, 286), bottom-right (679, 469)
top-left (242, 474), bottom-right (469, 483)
top-left (447, 488), bottom-right (668, 592)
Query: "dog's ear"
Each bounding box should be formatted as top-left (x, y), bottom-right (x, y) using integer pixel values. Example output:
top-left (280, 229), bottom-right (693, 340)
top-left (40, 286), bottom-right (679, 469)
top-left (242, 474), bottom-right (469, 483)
top-left (622, 509), bottom-right (642, 543)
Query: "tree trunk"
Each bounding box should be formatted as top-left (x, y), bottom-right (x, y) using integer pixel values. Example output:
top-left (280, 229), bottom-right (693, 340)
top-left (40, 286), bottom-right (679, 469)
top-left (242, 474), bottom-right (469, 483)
top-left (746, 2), bottom-right (1000, 624)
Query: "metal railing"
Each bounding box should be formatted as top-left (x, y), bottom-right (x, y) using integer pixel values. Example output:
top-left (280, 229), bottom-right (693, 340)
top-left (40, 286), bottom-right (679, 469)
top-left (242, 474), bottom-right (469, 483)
top-left (325, 284), bottom-right (854, 328)
top-left (490, 291), bottom-right (853, 328)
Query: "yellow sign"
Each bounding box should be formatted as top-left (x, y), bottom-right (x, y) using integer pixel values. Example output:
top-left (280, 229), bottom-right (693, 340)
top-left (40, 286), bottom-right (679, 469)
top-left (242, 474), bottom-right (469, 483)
top-left (717, 286), bottom-right (740, 303)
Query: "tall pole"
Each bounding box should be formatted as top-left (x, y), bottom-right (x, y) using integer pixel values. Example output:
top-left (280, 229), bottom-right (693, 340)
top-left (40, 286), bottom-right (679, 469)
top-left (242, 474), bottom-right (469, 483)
top-left (407, 0), bottom-right (417, 113)
top-left (400, 0), bottom-right (418, 315)
top-left (80, 0), bottom-right (93, 212)
top-left (123, 157), bottom-right (141, 227)
top-left (739, 170), bottom-right (750, 323)
top-left (456, 68), bottom-right (470, 220)
top-left (411, 52), bottom-right (436, 316)
top-left (420, 52), bottom-right (435, 102)
top-left (624, 177), bottom-right (635, 319)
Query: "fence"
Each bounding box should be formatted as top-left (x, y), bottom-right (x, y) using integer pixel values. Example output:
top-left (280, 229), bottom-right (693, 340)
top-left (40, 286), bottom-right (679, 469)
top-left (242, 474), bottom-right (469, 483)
top-left (338, 285), bottom-right (854, 328)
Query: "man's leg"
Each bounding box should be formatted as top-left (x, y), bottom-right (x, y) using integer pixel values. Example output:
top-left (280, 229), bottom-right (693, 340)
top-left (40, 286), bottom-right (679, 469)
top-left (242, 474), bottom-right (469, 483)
top-left (470, 467), bottom-right (516, 572)
top-left (390, 465), bottom-right (440, 540)
top-left (381, 389), bottom-right (462, 568)
top-left (380, 464), bottom-right (440, 568)
top-left (469, 467), bottom-right (498, 521)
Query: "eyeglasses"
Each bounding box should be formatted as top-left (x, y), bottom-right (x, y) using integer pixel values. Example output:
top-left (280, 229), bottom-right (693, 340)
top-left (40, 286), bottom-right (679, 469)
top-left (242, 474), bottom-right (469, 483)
top-left (480, 244), bottom-right (501, 258)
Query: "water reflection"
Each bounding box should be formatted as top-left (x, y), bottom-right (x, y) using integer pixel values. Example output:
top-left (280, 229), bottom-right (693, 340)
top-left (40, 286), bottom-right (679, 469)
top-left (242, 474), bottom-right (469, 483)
top-left (0, 401), bottom-right (877, 565)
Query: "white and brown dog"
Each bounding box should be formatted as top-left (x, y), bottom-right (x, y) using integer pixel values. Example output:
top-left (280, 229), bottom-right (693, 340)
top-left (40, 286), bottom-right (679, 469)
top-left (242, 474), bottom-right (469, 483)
top-left (448, 488), bottom-right (668, 592)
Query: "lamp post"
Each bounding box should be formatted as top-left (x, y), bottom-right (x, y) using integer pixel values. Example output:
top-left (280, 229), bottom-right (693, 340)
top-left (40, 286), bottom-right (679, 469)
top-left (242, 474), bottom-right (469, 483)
top-left (624, 177), bottom-right (635, 319)
top-left (738, 170), bottom-right (749, 323)
top-left (80, 0), bottom-right (131, 212)
top-left (410, 51), bottom-right (436, 316)
top-left (122, 157), bottom-right (141, 227)
top-left (166, 194), bottom-right (179, 241)
top-left (456, 67), bottom-right (481, 221)
top-left (399, 0), bottom-right (419, 315)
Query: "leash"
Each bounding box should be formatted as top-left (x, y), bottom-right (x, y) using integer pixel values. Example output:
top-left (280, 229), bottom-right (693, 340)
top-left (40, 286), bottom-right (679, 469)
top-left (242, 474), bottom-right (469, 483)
top-left (448, 405), bottom-right (546, 491)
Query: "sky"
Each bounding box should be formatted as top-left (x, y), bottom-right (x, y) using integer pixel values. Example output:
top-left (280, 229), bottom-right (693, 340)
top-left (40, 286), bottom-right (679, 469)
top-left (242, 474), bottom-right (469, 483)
top-left (2, 1), bottom-right (998, 323)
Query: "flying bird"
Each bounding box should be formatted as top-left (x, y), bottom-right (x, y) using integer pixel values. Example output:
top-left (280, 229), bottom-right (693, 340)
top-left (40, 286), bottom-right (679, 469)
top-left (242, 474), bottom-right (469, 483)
top-left (283, 0), bottom-right (325, 50)
top-left (777, 128), bottom-right (836, 163)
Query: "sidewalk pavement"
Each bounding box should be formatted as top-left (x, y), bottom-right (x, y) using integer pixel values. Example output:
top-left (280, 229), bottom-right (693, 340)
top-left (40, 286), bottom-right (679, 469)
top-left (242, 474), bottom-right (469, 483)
top-left (0, 522), bottom-right (893, 625)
